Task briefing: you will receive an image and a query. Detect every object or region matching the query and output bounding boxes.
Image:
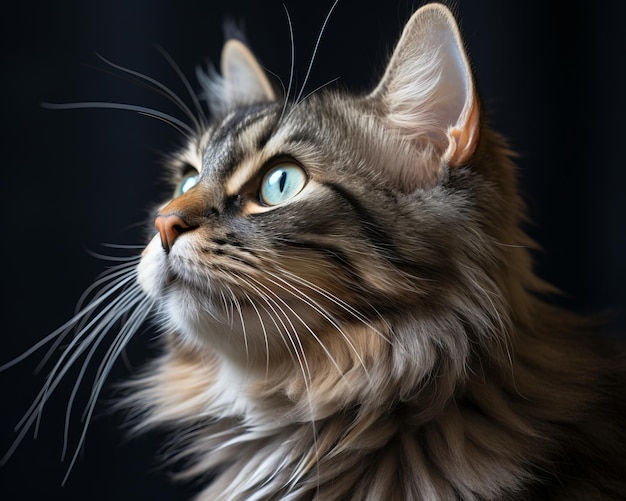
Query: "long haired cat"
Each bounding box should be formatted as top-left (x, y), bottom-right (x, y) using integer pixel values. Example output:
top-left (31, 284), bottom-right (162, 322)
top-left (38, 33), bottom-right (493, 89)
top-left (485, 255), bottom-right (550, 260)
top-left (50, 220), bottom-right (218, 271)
top-left (5, 3), bottom-right (626, 500)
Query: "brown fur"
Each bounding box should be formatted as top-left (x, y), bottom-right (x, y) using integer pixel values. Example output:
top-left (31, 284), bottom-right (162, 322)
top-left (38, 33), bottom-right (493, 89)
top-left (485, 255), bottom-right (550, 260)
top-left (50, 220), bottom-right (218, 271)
top-left (10, 3), bottom-right (623, 500)
top-left (126, 5), bottom-right (626, 499)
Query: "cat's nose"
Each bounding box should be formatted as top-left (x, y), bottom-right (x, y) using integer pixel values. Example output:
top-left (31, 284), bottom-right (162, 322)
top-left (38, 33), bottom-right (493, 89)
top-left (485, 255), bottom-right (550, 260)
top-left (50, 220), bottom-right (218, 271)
top-left (154, 214), bottom-right (193, 253)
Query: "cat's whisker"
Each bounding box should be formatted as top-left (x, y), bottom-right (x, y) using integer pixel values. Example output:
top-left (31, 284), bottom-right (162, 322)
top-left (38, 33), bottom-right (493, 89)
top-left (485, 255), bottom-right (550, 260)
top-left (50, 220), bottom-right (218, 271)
top-left (243, 275), bottom-right (348, 384)
top-left (279, 269), bottom-right (389, 338)
top-left (63, 295), bottom-right (153, 484)
top-left (234, 280), bottom-right (323, 489)
top-left (37, 266), bottom-right (139, 374)
top-left (95, 53), bottom-right (204, 134)
top-left (260, 271), bottom-right (373, 382)
top-left (277, 4), bottom-right (295, 126)
top-left (231, 274), bottom-right (309, 379)
top-left (0, 272), bottom-right (141, 468)
top-left (33, 284), bottom-right (140, 433)
top-left (252, 254), bottom-right (392, 343)
top-left (229, 274), bottom-right (320, 440)
top-left (84, 251), bottom-right (144, 262)
top-left (63, 287), bottom-right (146, 459)
top-left (82, 294), bottom-right (152, 421)
top-left (241, 291), bottom-right (271, 378)
top-left (292, 77), bottom-right (340, 107)
top-left (75, 260), bottom-right (140, 316)
top-left (245, 249), bottom-right (395, 354)
top-left (244, 283), bottom-right (324, 475)
top-left (154, 45), bottom-right (209, 130)
top-left (79, 285), bottom-right (147, 415)
top-left (229, 288), bottom-right (250, 365)
top-left (98, 243), bottom-right (147, 249)
top-left (218, 289), bottom-right (230, 323)
top-left (0, 265), bottom-right (137, 374)
top-left (293, 0), bottom-right (340, 106)
top-left (42, 102), bottom-right (195, 138)
top-left (225, 285), bottom-right (239, 328)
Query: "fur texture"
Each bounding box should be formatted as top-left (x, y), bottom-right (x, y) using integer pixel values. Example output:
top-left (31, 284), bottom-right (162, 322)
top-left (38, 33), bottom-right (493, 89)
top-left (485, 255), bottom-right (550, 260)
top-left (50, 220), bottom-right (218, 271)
top-left (130, 4), bottom-right (626, 499)
top-left (10, 3), bottom-right (626, 500)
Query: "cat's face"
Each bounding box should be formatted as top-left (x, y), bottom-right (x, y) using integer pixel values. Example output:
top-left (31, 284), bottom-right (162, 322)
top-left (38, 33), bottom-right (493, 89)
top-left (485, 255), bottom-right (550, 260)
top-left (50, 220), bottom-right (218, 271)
top-left (137, 95), bottom-right (411, 366)
top-left (137, 6), bottom-right (505, 387)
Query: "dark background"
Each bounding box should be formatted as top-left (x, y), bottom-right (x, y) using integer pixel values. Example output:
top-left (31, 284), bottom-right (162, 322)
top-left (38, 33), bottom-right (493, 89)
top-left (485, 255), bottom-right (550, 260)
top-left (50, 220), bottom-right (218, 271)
top-left (1, 1), bottom-right (624, 499)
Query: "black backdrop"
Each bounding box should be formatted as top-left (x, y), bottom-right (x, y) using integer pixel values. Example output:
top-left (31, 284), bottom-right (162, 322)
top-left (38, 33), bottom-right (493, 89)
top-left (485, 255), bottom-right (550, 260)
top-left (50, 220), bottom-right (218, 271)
top-left (1, 1), bottom-right (624, 499)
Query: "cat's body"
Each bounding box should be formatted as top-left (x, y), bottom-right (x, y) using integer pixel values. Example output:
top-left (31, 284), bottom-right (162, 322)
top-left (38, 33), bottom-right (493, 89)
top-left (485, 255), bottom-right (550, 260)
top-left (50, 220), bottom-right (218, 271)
top-left (7, 3), bottom-right (626, 500)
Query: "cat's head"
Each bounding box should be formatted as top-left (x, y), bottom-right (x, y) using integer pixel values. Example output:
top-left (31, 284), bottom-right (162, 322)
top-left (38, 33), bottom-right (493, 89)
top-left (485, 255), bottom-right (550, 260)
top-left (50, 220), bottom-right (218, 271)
top-left (137, 4), bottom-right (528, 416)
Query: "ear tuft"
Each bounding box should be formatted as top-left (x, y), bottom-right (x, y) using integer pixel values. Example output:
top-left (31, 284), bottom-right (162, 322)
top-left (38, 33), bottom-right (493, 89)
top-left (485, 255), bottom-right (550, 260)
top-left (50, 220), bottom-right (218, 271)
top-left (198, 39), bottom-right (276, 116)
top-left (369, 4), bottom-right (480, 189)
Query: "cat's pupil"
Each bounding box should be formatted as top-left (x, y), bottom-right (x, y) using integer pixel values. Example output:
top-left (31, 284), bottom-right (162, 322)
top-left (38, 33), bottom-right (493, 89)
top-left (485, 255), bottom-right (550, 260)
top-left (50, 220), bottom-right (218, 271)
top-left (278, 171), bottom-right (287, 192)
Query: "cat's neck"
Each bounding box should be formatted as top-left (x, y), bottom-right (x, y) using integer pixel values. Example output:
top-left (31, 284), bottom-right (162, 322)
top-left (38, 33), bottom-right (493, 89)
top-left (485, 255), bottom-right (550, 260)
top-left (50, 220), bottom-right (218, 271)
top-left (131, 297), bottom-right (613, 500)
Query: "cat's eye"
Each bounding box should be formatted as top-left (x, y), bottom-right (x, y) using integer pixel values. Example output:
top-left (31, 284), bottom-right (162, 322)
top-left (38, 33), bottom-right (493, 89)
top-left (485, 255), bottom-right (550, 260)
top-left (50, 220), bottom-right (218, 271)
top-left (260, 163), bottom-right (307, 206)
top-left (175, 171), bottom-right (199, 197)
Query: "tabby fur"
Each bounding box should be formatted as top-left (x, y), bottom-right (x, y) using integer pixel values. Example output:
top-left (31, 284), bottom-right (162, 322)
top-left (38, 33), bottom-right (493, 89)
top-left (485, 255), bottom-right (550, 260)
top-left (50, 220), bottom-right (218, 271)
top-left (16, 3), bottom-right (626, 500)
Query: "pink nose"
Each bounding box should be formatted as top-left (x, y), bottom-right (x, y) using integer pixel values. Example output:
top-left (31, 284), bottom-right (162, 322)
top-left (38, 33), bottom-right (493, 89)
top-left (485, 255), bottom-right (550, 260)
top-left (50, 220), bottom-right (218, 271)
top-left (154, 214), bottom-right (191, 253)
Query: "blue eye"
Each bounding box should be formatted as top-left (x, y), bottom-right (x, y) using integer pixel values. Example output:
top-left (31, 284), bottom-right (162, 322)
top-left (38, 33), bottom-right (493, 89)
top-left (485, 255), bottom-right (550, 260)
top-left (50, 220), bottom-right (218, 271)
top-left (175, 172), bottom-right (199, 197)
top-left (260, 163), bottom-right (307, 206)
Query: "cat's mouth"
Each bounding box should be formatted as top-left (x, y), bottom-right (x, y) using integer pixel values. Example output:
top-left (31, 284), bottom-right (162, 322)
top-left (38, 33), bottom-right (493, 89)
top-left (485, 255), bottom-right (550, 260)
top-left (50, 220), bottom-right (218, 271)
top-left (138, 232), bottom-right (243, 306)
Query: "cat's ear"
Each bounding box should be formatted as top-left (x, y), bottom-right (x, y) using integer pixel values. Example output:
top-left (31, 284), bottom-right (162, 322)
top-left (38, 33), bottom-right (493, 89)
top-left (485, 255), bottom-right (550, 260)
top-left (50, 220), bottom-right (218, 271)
top-left (221, 39), bottom-right (276, 106)
top-left (200, 39), bottom-right (276, 114)
top-left (369, 4), bottom-right (479, 189)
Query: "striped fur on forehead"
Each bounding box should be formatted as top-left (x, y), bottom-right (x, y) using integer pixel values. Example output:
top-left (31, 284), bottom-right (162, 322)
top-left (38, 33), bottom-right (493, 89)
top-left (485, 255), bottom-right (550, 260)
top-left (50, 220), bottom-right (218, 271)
top-left (187, 91), bottom-right (418, 192)
top-left (200, 104), bottom-right (279, 182)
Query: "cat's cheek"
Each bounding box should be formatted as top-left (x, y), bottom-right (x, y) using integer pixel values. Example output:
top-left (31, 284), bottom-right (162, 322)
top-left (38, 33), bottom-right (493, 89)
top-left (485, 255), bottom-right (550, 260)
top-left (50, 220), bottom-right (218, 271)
top-left (137, 234), bottom-right (167, 298)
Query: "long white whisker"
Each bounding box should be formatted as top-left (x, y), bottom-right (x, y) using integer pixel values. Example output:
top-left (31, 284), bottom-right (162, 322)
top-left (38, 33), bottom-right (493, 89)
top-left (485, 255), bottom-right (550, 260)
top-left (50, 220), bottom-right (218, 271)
top-left (264, 272), bottom-right (371, 377)
top-left (63, 295), bottom-right (153, 484)
top-left (243, 275), bottom-right (345, 380)
top-left (257, 273), bottom-right (371, 384)
top-left (0, 268), bottom-right (137, 374)
top-left (294, 76), bottom-right (340, 105)
top-left (82, 293), bottom-right (152, 419)
top-left (36, 267), bottom-right (139, 374)
top-left (30, 276), bottom-right (138, 430)
top-left (235, 277), bottom-right (322, 480)
top-left (155, 45), bottom-right (209, 129)
top-left (0, 274), bottom-right (143, 467)
top-left (95, 53), bottom-right (203, 132)
top-left (62, 287), bottom-right (146, 459)
top-left (242, 292), bottom-right (271, 377)
top-left (84, 251), bottom-right (143, 262)
top-left (272, 265), bottom-right (391, 344)
top-left (279, 4), bottom-right (296, 124)
top-left (75, 260), bottom-right (140, 314)
top-left (228, 286), bottom-right (249, 365)
top-left (242, 277), bottom-right (324, 492)
top-left (97, 243), bottom-right (146, 250)
top-left (232, 275), bottom-right (306, 377)
top-left (33, 282), bottom-right (140, 434)
top-left (42, 102), bottom-right (195, 137)
top-left (294, 0), bottom-right (340, 105)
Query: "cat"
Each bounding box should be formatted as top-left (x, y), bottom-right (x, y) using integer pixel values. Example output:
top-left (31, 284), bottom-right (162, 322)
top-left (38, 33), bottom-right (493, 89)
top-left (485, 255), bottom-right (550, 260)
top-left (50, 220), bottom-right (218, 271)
top-left (5, 2), bottom-right (626, 500)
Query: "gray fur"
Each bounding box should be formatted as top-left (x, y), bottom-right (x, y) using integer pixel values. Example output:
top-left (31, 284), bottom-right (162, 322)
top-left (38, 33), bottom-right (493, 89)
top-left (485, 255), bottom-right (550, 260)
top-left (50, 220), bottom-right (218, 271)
top-left (11, 3), bottom-right (625, 500)
top-left (129, 5), bottom-right (626, 499)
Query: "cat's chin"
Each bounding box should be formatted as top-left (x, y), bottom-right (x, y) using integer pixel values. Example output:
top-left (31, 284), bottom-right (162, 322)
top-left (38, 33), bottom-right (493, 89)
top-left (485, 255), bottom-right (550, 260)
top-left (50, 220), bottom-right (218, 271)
top-left (137, 233), bottom-right (169, 299)
top-left (137, 233), bottom-right (266, 363)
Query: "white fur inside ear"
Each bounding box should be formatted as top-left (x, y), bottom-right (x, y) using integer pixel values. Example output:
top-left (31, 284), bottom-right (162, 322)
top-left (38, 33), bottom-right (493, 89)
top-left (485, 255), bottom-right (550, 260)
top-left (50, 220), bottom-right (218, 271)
top-left (221, 39), bottom-right (276, 107)
top-left (370, 4), bottom-right (479, 188)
